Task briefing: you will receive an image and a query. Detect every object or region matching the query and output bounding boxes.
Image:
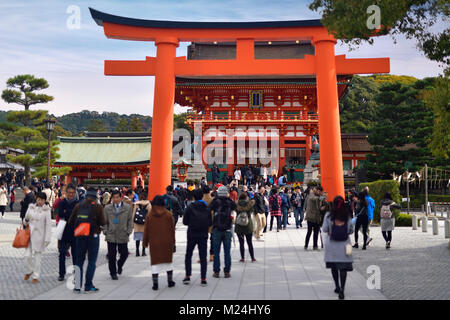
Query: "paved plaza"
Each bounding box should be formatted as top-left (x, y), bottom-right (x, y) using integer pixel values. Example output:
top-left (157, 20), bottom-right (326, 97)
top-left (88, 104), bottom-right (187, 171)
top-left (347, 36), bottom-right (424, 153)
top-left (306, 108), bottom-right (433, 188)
top-left (0, 211), bottom-right (448, 300)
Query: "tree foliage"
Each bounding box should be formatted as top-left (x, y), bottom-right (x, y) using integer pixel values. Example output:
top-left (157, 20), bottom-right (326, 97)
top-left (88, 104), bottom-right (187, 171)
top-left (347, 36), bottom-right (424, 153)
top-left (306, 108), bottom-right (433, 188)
top-left (364, 78), bottom-right (436, 180)
top-left (309, 0), bottom-right (450, 67)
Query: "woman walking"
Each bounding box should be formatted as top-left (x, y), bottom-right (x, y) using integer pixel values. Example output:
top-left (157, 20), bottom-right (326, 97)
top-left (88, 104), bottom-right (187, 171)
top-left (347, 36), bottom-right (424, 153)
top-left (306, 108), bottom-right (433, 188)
top-left (322, 196), bottom-right (354, 300)
top-left (133, 192), bottom-right (151, 256)
top-left (23, 192), bottom-right (52, 283)
top-left (0, 181), bottom-right (8, 218)
top-left (380, 192), bottom-right (401, 249)
top-left (353, 192), bottom-right (369, 250)
top-left (9, 187), bottom-right (15, 212)
top-left (235, 193), bottom-right (256, 262)
top-left (143, 195), bottom-right (176, 291)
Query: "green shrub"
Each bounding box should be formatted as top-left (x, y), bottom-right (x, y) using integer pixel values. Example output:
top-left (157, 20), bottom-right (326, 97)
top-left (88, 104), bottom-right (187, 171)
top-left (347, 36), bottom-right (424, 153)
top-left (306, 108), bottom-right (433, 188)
top-left (396, 213), bottom-right (412, 227)
top-left (359, 180), bottom-right (402, 222)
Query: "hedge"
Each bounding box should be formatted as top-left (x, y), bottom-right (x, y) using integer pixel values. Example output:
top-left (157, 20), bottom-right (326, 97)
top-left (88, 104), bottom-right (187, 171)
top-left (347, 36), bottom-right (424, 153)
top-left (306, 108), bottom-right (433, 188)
top-left (359, 180), bottom-right (402, 222)
top-left (396, 214), bottom-right (412, 227)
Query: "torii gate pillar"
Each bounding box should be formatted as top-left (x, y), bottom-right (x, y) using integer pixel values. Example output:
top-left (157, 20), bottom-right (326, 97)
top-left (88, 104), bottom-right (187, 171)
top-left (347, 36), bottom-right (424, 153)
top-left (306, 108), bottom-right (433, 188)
top-left (314, 38), bottom-right (344, 200)
top-left (148, 37), bottom-right (179, 200)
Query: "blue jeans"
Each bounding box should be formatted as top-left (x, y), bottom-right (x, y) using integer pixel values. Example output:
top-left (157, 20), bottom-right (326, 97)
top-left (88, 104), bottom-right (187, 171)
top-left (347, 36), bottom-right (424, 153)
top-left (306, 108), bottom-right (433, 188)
top-left (281, 207), bottom-right (288, 228)
top-left (212, 229), bottom-right (232, 273)
top-left (294, 207), bottom-right (304, 227)
top-left (75, 235), bottom-right (100, 290)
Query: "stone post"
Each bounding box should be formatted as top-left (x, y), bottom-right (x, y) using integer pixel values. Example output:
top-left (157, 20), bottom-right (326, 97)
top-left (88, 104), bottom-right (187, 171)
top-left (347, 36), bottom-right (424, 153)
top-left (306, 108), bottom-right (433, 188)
top-left (421, 216), bottom-right (428, 233)
top-left (432, 218), bottom-right (439, 235)
top-left (445, 220), bottom-right (450, 239)
top-left (412, 214), bottom-right (418, 230)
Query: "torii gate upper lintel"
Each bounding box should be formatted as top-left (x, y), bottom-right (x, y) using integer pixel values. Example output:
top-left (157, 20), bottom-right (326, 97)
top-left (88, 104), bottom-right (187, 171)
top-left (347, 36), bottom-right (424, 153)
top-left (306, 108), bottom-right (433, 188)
top-left (89, 7), bottom-right (390, 200)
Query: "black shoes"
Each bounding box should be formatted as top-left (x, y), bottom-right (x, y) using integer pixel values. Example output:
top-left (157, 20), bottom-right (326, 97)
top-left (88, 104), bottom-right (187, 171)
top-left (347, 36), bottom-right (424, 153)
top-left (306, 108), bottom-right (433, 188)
top-left (386, 241), bottom-right (391, 249)
top-left (201, 280), bottom-right (207, 287)
top-left (334, 287), bottom-right (340, 294)
top-left (168, 281), bottom-right (176, 288)
top-left (111, 274), bottom-right (118, 280)
top-left (118, 266), bottom-right (123, 275)
top-left (58, 276), bottom-right (65, 282)
top-left (352, 243), bottom-right (359, 248)
top-left (183, 277), bottom-right (190, 285)
top-left (338, 291), bottom-right (345, 300)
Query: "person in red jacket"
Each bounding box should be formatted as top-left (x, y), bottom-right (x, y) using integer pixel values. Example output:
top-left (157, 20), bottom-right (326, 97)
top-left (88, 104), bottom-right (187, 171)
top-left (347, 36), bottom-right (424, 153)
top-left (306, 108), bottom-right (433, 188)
top-left (269, 187), bottom-right (282, 232)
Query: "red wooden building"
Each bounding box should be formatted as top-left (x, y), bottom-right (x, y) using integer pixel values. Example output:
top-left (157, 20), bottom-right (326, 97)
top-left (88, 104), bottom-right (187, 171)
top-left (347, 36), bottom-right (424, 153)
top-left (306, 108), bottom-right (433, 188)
top-left (175, 41), bottom-right (353, 182)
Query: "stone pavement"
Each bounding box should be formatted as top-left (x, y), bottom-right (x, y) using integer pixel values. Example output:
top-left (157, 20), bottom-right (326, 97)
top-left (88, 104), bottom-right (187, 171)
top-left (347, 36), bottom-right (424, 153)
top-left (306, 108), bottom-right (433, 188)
top-left (33, 222), bottom-right (385, 301)
top-left (1, 211), bottom-right (449, 300)
top-left (0, 211), bottom-right (108, 300)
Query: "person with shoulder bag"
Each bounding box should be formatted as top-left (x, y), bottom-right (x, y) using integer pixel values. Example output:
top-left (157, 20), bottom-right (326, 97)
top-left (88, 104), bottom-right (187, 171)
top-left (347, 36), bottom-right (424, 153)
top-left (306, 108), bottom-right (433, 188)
top-left (22, 192), bottom-right (52, 283)
top-left (321, 196), bottom-right (354, 300)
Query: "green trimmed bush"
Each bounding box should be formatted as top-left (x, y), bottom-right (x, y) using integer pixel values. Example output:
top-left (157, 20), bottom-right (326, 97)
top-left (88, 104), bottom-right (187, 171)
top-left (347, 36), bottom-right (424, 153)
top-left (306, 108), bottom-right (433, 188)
top-left (359, 180), bottom-right (402, 222)
top-left (396, 214), bottom-right (412, 227)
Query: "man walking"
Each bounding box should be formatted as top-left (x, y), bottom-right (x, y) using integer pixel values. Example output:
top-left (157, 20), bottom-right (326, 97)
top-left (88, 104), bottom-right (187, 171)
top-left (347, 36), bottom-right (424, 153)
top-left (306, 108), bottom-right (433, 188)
top-left (104, 190), bottom-right (133, 280)
top-left (163, 185), bottom-right (184, 227)
top-left (364, 187), bottom-right (375, 246)
top-left (290, 186), bottom-right (304, 228)
top-left (57, 183), bottom-right (79, 281)
top-left (304, 186), bottom-right (322, 250)
top-left (209, 186), bottom-right (236, 278)
top-left (68, 188), bottom-right (106, 293)
top-left (253, 185), bottom-right (267, 240)
top-left (183, 189), bottom-right (213, 287)
top-left (20, 186), bottom-right (35, 221)
top-left (279, 188), bottom-right (291, 230)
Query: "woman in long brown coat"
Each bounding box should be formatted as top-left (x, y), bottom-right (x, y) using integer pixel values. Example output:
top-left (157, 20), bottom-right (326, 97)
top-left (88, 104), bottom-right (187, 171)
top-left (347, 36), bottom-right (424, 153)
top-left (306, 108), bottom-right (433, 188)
top-left (143, 195), bottom-right (176, 291)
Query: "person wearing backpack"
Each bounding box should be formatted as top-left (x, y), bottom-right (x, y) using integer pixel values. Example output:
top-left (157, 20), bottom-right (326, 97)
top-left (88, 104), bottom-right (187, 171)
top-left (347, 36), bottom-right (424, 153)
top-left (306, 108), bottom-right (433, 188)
top-left (380, 192), bottom-right (401, 249)
top-left (132, 192), bottom-right (151, 257)
top-left (104, 190), bottom-right (133, 280)
top-left (269, 188), bottom-right (282, 232)
top-left (209, 186), bottom-right (237, 278)
top-left (68, 188), bottom-right (106, 293)
top-left (253, 185), bottom-right (267, 240)
top-left (321, 196), bottom-right (354, 300)
top-left (235, 193), bottom-right (256, 262)
top-left (182, 189), bottom-right (213, 287)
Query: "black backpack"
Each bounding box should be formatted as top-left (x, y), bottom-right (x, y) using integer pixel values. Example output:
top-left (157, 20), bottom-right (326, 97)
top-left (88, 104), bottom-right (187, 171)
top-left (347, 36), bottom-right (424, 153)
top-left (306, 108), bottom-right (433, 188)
top-left (214, 200), bottom-right (232, 231)
top-left (74, 201), bottom-right (95, 237)
top-left (134, 204), bottom-right (147, 225)
top-left (188, 202), bottom-right (210, 233)
top-left (270, 195), bottom-right (279, 211)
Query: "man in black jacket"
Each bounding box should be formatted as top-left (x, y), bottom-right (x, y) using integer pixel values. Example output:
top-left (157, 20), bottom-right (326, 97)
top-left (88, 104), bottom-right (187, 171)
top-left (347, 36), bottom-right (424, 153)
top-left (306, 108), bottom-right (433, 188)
top-left (182, 189), bottom-right (212, 287)
top-left (253, 185), bottom-right (266, 240)
top-left (164, 185), bottom-right (184, 226)
top-left (57, 183), bottom-right (79, 281)
top-left (20, 186), bottom-right (35, 221)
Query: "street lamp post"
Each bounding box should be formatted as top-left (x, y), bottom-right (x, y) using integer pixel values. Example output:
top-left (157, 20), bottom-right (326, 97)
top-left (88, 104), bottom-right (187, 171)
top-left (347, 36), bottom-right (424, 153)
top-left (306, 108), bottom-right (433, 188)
top-left (45, 117), bottom-right (56, 183)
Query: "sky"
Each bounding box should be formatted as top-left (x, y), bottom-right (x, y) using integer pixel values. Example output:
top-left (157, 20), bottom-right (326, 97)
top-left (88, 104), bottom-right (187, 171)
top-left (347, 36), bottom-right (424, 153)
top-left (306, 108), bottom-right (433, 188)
top-left (0, 0), bottom-right (446, 117)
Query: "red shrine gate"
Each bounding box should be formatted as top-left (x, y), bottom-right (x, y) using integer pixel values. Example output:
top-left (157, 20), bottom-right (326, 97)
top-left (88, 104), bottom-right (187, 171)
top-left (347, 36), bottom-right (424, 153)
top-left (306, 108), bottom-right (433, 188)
top-left (89, 8), bottom-right (389, 200)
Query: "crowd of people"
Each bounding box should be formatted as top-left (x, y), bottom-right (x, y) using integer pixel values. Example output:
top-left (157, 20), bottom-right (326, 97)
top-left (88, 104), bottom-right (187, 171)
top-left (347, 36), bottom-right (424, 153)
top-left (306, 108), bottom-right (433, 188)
top-left (2, 169), bottom-right (401, 299)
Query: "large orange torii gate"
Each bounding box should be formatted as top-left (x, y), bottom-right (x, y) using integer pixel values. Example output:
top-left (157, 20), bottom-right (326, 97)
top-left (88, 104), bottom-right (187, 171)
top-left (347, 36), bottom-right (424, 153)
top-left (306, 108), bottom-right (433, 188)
top-left (89, 8), bottom-right (389, 201)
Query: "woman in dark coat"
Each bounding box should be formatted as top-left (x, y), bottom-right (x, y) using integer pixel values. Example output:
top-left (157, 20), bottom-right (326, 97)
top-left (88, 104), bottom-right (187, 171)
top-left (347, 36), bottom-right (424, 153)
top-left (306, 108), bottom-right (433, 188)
top-left (143, 195), bottom-right (176, 290)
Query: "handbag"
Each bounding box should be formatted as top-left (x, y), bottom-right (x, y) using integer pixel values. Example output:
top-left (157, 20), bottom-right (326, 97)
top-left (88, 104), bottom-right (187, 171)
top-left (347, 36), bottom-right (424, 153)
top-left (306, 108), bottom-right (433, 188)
top-left (345, 243), bottom-right (352, 256)
top-left (54, 219), bottom-right (67, 240)
top-left (13, 224), bottom-right (30, 248)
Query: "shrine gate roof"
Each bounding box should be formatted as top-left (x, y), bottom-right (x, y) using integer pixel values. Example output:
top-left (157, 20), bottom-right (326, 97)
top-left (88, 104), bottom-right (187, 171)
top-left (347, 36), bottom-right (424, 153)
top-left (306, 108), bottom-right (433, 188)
top-left (54, 136), bottom-right (151, 166)
top-left (90, 8), bottom-right (322, 29)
